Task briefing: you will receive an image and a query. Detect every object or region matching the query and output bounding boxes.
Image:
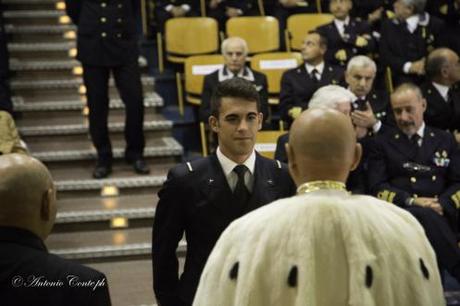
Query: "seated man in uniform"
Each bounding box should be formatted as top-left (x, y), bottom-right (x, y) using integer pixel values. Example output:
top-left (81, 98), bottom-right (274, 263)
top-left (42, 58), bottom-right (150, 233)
top-left (346, 55), bottom-right (394, 134)
top-left (421, 48), bottom-right (460, 142)
top-left (0, 154), bottom-right (111, 306)
top-left (279, 31), bottom-right (343, 124)
top-left (199, 37), bottom-right (269, 124)
top-left (368, 82), bottom-right (460, 283)
top-left (193, 107), bottom-right (444, 306)
top-left (152, 78), bottom-right (296, 306)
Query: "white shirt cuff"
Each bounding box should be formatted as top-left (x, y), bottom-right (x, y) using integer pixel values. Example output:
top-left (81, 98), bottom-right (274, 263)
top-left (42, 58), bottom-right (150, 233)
top-left (181, 4), bottom-right (191, 11)
top-left (165, 4), bottom-right (173, 11)
top-left (403, 62), bottom-right (412, 74)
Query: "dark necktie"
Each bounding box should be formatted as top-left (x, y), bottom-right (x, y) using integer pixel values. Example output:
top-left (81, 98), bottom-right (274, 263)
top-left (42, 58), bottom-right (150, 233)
top-left (311, 69), bottom-right (320, 82)
top-left (233, 165), bottom-right (250, 214)
top-left (411, 134), bottom-right (421, 147)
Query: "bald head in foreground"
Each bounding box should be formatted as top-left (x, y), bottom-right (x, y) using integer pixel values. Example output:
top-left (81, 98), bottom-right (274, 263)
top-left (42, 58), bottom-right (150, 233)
top-left (0, 154), bottom-right (111, 306)
top-left (193, 109), bottom-right (444, 306)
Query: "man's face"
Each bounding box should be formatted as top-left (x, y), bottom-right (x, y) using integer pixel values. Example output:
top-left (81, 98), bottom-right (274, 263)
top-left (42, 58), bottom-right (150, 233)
top-left (223, 41), bottom-right (247, 74)
top-left (445, 51), bottom-right (460, 84)
top-left (301, 33), bottom-right (325, 63)
top-left (394, 0), bottom-right (415, 20)
top-left (345, 66), bottom-right (376, 97)
top-left (329, 0), bottom-right (352, 20)
top-left (210, 97), bottom-right (262, 162)
top-left (391, 89), bottom-right (426, 136)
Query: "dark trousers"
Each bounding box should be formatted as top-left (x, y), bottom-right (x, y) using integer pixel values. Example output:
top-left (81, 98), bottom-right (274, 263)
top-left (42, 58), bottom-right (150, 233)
top-left (407, 206), bottom-right (460, 279)
top-left (0, 12), bottom-right (12, 114)
top-left (82, 61), bottom-right (145, 164)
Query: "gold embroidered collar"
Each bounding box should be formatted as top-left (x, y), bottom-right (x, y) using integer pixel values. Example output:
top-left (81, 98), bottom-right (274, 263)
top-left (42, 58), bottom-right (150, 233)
top-left (296, 180), bottom-right (347, 195)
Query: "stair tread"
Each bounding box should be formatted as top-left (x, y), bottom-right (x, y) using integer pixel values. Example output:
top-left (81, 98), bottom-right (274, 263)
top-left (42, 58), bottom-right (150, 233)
top-left (57, 194), bottom-right (158, 214)
top-left (10, 58), bottom-right (80, 70)
top-left (46, 227), bottom-right (152, 251)
top-left (5, 24), bottom-right (76, 33)
top-left (3, 10), bottom-right (65, 18)
top-left (50, 161), bottom-right (173, 182)
top-left (9, 41), bottom-right (75, 51)
top-left (11, 75), bottom-right (154, 88)
top-left (13, 92), bottom-right (163, 110)
top-left (18, 111), bottom-right (167, 129)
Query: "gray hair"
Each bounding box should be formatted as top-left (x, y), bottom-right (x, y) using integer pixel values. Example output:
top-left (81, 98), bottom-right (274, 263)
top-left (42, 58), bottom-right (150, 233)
top-left (392, 83), bottom-right (424, 100)
top-left (221, 37), bottom-right (249, 56)
top-left (346, 55), bottom-right (377, 74)
top-left (400, 0), bottom-right (427, 15)
top-left (309, 85), bottom-right (357, 109)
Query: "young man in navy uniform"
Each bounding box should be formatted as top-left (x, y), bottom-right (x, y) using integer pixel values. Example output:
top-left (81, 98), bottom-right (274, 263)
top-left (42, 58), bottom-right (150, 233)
top-left (65, 0), bottom-right (149, 178)
top-left (368, 82), bottom-right (460, 283)
top-left (152, 78), bottom-right (296, 306)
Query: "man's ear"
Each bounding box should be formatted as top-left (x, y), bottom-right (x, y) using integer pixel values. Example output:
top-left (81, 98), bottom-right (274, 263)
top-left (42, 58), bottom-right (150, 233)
top-left (350, 142), bottom-right (362, 171)
top-left (209, 116), bottom-right (219, 133)
top-left (258, 112), bottom-right (263, 131)
top-left (286, 143), bottom-right (298, 182)
top-left (40, 188), bottom-right (54, 221)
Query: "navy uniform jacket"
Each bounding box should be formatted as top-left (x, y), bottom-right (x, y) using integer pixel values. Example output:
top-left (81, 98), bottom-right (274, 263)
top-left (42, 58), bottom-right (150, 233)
top-left (152, 153), bottom-right (296, 306)
top-left (379, 14), bottom-right (445, 85)
top-left (436, 1), bottom-right (460, 57)
top-left (65, 0), bottom-right (139, 66)
top-left (279, 63), bottom-right (344, 122)
top-left (421, 82), bottom-right (460, 132)
top-left (368, 125), bottom-right (460, 227)
top-left (199, 66), bottom-right (269, 122)
top-left (0, 227), bottom-right (111, 306)
top-left (316, 18), bottom-right (376, 67)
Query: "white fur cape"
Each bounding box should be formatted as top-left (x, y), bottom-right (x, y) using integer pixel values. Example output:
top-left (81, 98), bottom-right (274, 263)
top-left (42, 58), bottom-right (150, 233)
top-left (193, 190), bottom-right (445, 306)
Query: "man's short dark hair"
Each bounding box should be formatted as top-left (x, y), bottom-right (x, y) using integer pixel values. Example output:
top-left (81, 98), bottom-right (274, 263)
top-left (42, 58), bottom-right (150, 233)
top-left (308, 30), bottom-right (328, 49)
top-left (425, 53), bottom-right (448, 80)
top-left (210, 78), bottom-right (261, 118)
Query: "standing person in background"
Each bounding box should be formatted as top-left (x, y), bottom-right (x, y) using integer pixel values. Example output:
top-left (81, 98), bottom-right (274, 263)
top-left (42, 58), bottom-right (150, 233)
top-left (0, 4), bottom-right (13, 115)
top-left (65, 0), bottom-right (150, 179)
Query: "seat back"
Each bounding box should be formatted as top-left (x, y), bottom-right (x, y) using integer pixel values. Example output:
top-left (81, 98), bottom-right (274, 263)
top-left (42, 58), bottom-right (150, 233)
top-left (286, 13), bottom-right (333, 51)
top-left (165, 17), bottom-right (219, 63)
top-left (251, 52), bottom-right (303, 98)
top-left (226, 16), bottom-right (279, 54)
top-left (255, 130), bottom-right (286, 159)
top-left (184, 55), bottom-right (224, 105)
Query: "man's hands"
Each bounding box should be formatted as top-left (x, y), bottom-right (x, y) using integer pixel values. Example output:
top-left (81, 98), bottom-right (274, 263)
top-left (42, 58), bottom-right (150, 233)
top-left (171, 6), bottom-right (187, 17)
top-left (409, 58), bottom-right (425, 75)
top-left (351, 102), bottom-right (378, 129)
top-left (413, 197), bottom-right (444, 215)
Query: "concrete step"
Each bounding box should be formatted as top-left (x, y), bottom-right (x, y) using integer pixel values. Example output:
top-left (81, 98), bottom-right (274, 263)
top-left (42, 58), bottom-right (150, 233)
top-left (13, 92), bottom-right (163, 111)
top-left (3, 10), bottom-right (69, 25)
top-left (5, 24), bottom-right (75, 34)
top-left (30, 136), bottom-right (182, 163)
top-left (11, 75), bottom-right (155, 90)
top-left (18, 112), bottom-right (171, 137)
top-left (5, 24), bottom-right (76, 43)
top-left (56, 194), bottom-right (157, 226)
top-left (9, 41), bottom-right (75, 53)
top-left (8, 41), bottom-right (76, 58)
top-left (10, 58), bottom-right (79, 71)
top-left (3, 0), bottom-right (62, 10)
